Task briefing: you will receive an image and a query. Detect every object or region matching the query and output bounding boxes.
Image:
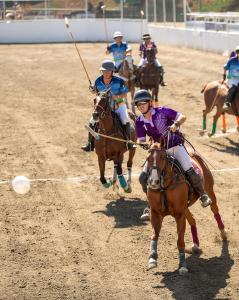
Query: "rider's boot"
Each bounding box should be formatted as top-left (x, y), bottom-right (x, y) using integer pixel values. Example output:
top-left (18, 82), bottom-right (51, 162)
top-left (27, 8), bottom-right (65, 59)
top-left (139, 171), bottom-right (150, 221)
top-left (186, 167), bottom-right (212, 207)
top-left (81, 123), bottom-right (95, 152)
top-left (158, 66), bottom-right (167, 87)
top-left (124, 122), bottom-right (135, 150)
top-left (223, 85), bottom-right (237, 111)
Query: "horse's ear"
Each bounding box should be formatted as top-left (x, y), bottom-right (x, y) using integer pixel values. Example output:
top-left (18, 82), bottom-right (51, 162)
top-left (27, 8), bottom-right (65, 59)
top-left (160, 136), bottom-right (165, 149)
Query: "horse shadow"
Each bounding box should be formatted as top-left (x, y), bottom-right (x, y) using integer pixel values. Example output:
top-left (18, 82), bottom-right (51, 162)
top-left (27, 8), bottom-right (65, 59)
top-left (152, 241), bottom-right (234, 300)
top-left (205, 137), bottom-right (239, 156)
top-left (93, 197), bottom-right (148, 228)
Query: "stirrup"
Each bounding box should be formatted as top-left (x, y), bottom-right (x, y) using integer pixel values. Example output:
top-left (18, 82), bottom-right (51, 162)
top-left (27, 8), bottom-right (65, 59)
top-left (140, 207), bottom-right (150, 221)
top-left (81, 143), bottom-right (93, 152)
top-left (200, 194), bottom-right (212, 208)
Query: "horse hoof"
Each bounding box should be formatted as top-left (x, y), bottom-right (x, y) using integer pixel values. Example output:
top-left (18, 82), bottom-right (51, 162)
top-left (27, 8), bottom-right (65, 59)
top-left (208, 132), bottom-right (214, 137)
top-left (191, 244), bottom-right (202, 255)
top-left (199, 130), bottom-right (206, 136)
top-left (148, 258), bottom-right (157, 270)
top-left (221, 128), bottom-right (227, 134)
top-left (179, 267), bottom-right (188, 276)
top-left (103, 180), bottom-right (112, 189)
top-left (220, 229), bottom-right (228, 240)
top-left (124, 183), bottom-right (132, 193)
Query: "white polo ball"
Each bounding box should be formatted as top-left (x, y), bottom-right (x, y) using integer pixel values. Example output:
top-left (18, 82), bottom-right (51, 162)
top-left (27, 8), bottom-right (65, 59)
top-left (12, 176), bottom-right (31, 194)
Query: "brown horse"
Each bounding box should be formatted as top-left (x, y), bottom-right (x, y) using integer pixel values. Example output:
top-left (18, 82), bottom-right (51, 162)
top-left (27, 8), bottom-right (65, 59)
top-left (92, 90), bottom-right (137, 193)
top-left (137, 48), bottom-right (161, 105)
top-left (118, 55), bottom-right (137, 115)
top-left (200, 80), bottom-right (239, 136)
top-left (146, 140), bottom-right (226, 274)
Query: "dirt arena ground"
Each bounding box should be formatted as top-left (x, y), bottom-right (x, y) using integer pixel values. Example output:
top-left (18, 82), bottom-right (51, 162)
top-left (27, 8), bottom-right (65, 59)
top-left (0, 43), bottom-right (238, 300)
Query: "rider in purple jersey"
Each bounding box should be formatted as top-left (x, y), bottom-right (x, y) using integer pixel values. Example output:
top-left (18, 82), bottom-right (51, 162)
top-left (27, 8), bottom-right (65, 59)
top-left (134, 89), bottom-right (212, 220)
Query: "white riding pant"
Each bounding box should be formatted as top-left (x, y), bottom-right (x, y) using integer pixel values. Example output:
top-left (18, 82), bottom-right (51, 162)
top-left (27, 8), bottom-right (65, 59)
top-left (138, 58), bottom-right (162, 67)
top-left (115, 103), bottom-right (130, 125)
top-left (228, 78), bottom-right (239, 88)
top-left (143, 145), bottom-right (192, 173)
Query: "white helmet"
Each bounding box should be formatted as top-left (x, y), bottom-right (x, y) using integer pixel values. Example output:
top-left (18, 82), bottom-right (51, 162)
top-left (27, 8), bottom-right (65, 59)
top-left (113, 31), bottom-right (123, 39)
top-left (236, 45), bottom-right (239, 51)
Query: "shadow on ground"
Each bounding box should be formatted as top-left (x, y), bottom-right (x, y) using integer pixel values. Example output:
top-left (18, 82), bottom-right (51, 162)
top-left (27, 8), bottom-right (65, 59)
top-left (205, 137), bottom-right (239, 156)
top-left (93, 197), bottom-right (148, 228)
top-left (152, 241), bottom-right (234, 300)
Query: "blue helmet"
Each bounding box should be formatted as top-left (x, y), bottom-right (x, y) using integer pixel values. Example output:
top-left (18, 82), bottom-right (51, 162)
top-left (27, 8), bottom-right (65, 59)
top-left (133, 89), bottom-right (152, 105)
top-left (100, 60), bottom-right (115, 72)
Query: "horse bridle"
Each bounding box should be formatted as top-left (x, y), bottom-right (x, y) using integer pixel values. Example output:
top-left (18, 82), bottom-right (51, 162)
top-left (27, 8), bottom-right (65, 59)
top-left (94, 95), bottom-right (111, 119)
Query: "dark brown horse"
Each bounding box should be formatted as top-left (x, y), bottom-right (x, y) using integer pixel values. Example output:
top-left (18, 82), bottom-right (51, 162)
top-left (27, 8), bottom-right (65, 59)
top-left (146, 140), bottom-right (226, 274)
top-left (118, 55), bottom-right (137, 115)
top-left (200, 80), bottom-right (239, 136)
top-left (137, 48), bottom-right (161, 106)
top-left (92, 90), bottom-right (137, 193)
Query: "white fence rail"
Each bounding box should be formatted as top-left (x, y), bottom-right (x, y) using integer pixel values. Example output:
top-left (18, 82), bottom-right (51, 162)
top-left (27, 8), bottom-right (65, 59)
top-left (0, 18), bottom-right (147, 43)
top-left (149, 24), bottom-right (239, 53)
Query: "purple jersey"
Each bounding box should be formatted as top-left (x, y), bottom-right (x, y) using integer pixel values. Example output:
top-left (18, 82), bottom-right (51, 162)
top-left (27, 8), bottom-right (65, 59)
top-left (139, 41), bottom-right (157, 59)
top-left (136, 107), bottom-right (183, 149)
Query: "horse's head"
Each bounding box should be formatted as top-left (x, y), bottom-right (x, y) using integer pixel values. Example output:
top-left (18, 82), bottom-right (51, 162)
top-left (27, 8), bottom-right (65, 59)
top-left (146, 137), bottom-right (168, 190)
top-left (146, 48), bottom-right (156, 64)
top-left (92, 89), bottom-right (111, 122)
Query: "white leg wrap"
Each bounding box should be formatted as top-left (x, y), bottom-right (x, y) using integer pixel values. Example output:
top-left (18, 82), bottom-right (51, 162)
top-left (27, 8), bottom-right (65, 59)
top-left (115, 104), bottom-right (130, 125)
top-left (167, 145), bottom-right (193, 171)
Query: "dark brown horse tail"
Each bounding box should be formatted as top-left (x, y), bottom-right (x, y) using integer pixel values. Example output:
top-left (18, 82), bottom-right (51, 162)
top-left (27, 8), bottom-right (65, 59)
top-left (200, 84), bottom-right (207, 93)
top-left (191, 153), bottom-right (214, 185)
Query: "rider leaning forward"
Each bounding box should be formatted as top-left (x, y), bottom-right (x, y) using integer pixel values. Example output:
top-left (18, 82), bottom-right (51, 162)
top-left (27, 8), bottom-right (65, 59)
top-left (223, 45), bottom-right (239, 110)
top-left (133, 89), bottom-right (212, 219)
top-left (81, 59), bottom-right (134, 152)
top-left (106, 31), bottom-right (128, 73)
top-left (138, 33), bottom-right (167, 87)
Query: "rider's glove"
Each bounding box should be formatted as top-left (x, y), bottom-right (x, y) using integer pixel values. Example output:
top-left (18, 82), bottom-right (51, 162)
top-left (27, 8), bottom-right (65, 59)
top-left (89, 85), bottom-right (96, 93)
top-left (223, 73), bottom-right (226, 81)
top-left (139, 142), bottom-right (150, 150)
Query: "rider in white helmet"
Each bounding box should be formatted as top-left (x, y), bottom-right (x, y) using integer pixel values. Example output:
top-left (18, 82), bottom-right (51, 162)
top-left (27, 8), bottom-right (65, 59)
top-left (106, 31), bottom-right (128, 72)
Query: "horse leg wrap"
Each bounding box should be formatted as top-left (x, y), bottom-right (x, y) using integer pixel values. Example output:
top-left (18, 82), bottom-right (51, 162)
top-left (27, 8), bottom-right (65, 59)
top-left (179, 251), bottom-right (187, 268)
top-left (127, 167), bottom-right (132, 183)
top-left (118, 174), bottom-right (127, 189)
top-left (212, 122), bottom-right (217, 135)
top-left (202, 116), bottom-right (206, 130)
top-left (149, 240), bottom-right (158, 260)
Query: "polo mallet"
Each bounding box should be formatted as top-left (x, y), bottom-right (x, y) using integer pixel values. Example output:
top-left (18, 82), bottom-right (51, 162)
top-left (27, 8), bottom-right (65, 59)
top-left (85, 124), bottom-right (147, 148)
top-left (101, 5), bottom-right (109, 45)
top-left (64, 17), bottom-right (92, 85)
top-left (140, 10), bottom-right (145, 41)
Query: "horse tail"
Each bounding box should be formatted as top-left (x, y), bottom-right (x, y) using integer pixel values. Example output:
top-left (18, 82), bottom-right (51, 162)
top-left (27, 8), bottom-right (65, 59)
top-left (200, 83), bottom-right (207, 93)
top-left (191, 153), bottom-right (214, 185)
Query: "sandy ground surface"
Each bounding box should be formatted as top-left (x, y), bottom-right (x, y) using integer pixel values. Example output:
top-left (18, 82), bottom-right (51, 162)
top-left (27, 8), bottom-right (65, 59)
top-left (0, 43), bottom-right (238, 300)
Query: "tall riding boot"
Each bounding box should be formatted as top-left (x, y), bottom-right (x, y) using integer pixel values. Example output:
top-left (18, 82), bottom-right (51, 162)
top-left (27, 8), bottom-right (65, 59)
top-left (223, 85), bottom-right (237, 111)
top-left (81, 123), bottom-right (95, 152)
top-left (158, 66), bottom-right (167, 87)
top-left (123, 122), bottom-right (134, 150)
top-left (186, 167), bottom-right (212, 208)
top-left (139, 171), bottom-right (150, 221)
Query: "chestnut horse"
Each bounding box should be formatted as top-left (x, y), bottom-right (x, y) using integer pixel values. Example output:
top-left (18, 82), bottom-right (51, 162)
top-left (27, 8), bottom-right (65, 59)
top-left (146, 140), bottom-right (226, 275)
top-left (201, 80), bottom-right (239, 136)
top-left (118, 56), bottom-right (137, 115)
top-left (137, 48), bottom-right (161, 105)
top-left (92, 90), bottom-right (136, 193)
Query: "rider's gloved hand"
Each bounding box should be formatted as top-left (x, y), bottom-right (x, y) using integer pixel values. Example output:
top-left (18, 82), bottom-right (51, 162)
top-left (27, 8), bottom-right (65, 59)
top-left (169, 123), bottom-right (178, 133)
top-left (89, 85), bottom-right (96, 94)
top-left (139, 142), bottom-right (150, 150)
top-left (223, 73), bottom-right (226, 81)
